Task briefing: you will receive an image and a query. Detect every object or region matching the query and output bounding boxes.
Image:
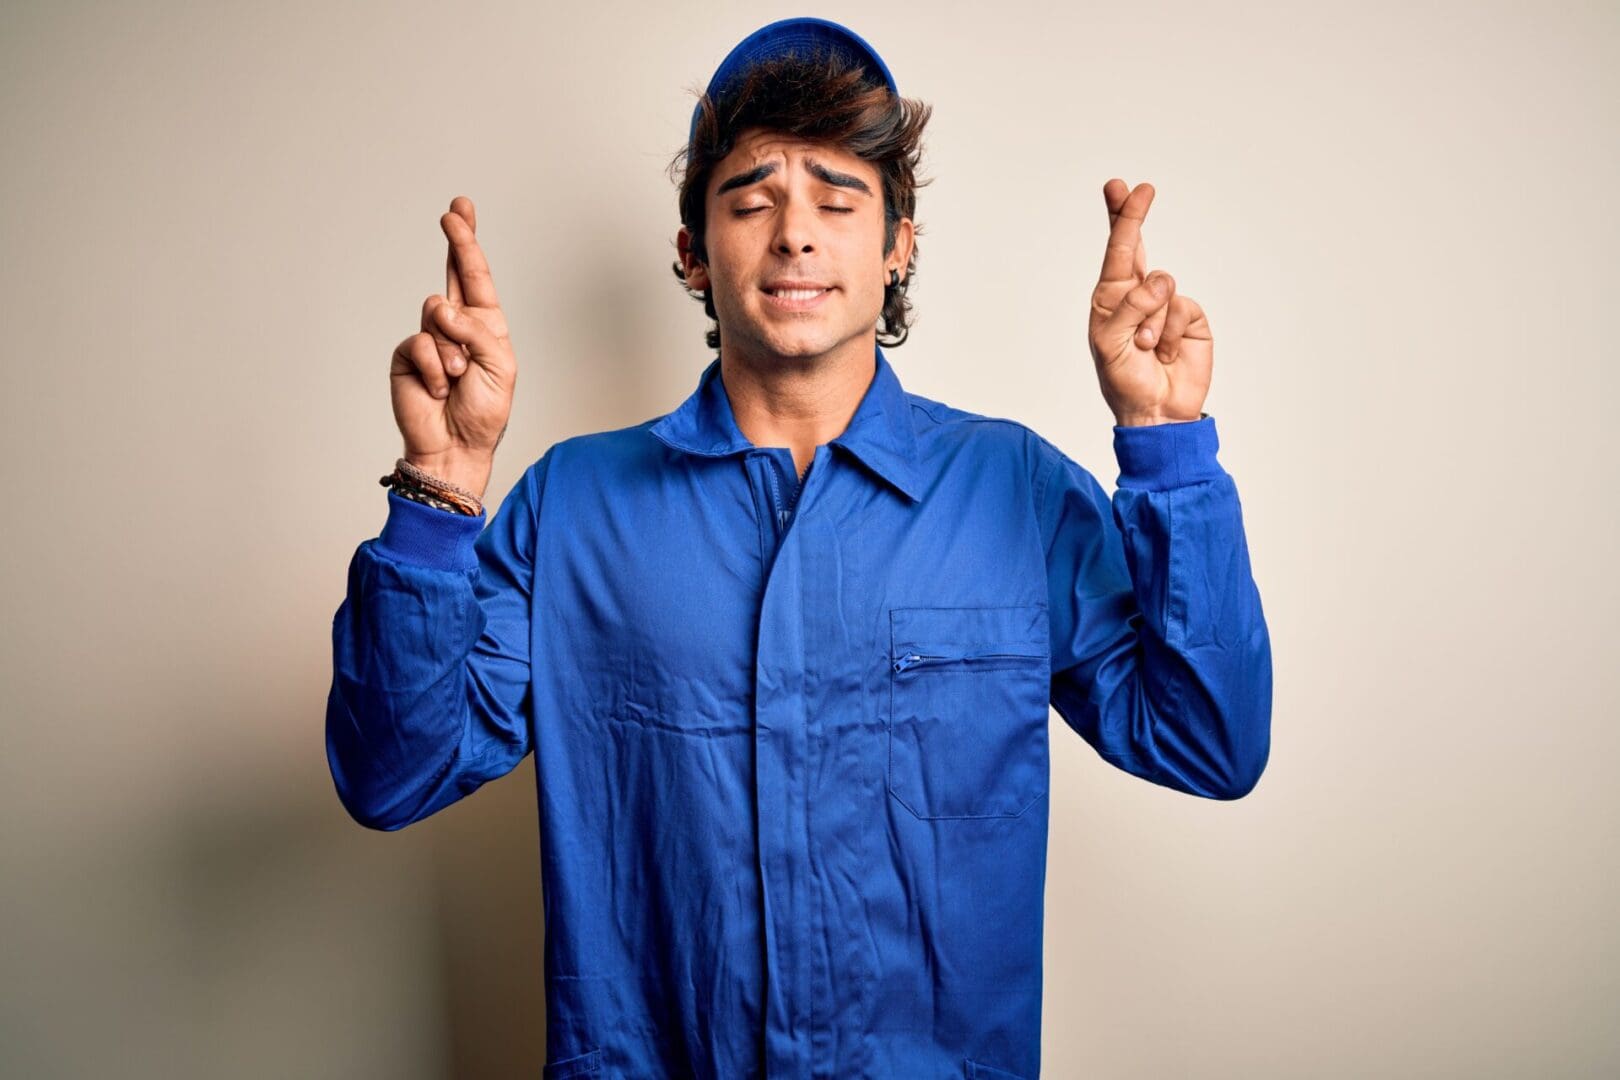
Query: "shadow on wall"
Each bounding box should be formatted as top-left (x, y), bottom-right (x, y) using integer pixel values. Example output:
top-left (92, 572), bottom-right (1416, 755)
top-left (171, 755), bottom-right (543, 1077)
top-left (431, 761), bottom-right (547, 1078)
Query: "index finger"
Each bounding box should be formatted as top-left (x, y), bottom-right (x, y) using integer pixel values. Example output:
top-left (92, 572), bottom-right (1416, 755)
top-left (441, 208), bottom-right (501, 309)
top-left (1100, 180), bottom-right (1154, 283)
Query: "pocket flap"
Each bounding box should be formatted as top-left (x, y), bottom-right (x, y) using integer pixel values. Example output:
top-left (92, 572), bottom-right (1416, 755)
top-left (891, 604), bottom-right (1048, 659)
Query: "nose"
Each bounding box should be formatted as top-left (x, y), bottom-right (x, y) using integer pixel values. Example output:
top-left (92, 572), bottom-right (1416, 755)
top-left (772, 196), bottom-right (815, 255)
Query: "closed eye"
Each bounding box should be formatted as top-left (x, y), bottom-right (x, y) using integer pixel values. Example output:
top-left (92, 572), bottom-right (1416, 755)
top-left (732, 205), bottom-right (855, 217)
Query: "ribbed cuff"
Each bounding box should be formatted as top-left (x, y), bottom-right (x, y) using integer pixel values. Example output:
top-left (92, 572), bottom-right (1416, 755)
top-left (375, 488), bottom-right (487, 571)
top-left (1113, 412), bottom-right (1223, 491)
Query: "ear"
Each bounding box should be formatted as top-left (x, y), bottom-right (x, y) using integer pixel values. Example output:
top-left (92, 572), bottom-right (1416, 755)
top-left (886, 217), bottom-right (916, 283)
top-left (677, 226), bottom-right (710, 291)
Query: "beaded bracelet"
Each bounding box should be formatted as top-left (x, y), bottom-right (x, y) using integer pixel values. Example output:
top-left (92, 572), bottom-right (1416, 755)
top-left (378, 457), bottom-right (485, 517)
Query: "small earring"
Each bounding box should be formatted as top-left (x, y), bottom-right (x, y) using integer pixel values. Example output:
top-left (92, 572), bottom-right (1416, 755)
top-left (888, 269), bottom-right (901, 288)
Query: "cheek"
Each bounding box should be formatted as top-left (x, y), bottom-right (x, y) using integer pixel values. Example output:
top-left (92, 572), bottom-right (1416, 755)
top-left (842, 231), bottom-right (890, 294)
top-left (849, 255), bottom-right (889, 305)
top-left (703, 233), bottom-right (752, 290)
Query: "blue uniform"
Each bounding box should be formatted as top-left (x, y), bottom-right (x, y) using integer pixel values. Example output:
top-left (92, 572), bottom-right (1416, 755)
top-left (327, 347), bottom-right (1272, 1079)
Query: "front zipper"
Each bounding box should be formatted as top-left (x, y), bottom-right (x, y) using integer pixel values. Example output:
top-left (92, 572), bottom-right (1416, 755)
top-left (787, 461), bottom-right (808, 523)
top-left (892, 650), bottom-right (1045, 673)
top-left (767, 456), bottom-right (810, 531)
top-left (765, 456), bottom-right (785, 529)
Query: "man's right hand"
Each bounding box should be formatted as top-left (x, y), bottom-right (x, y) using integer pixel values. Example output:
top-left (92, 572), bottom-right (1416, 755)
top-left (390, 195), bottom-right (517, 502)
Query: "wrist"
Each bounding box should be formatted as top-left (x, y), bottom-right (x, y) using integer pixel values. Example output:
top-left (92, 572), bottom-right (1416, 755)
top-left (1114, 411), bottom-right (1207, 427)
top-left (404, 450), bottom-right (495, 502)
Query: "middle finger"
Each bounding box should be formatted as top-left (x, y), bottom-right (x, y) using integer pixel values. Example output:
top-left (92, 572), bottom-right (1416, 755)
top-left (442, 210), bottom-right (501, 309)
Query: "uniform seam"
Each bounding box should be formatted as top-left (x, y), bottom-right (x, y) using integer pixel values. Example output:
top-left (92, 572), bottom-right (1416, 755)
top-left (1032, 448), bottom-right (1065, 561)
top-left (909, 398), bottom-right (1040, 439)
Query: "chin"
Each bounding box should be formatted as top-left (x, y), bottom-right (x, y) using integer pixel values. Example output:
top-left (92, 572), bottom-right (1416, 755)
top-left (719, 292), bottom-right (875, 361)
top-left (787, 338), bottom-right (859, 364)
top-left (767, 331), bottom-right (840, 359)
top-left (743, 317), bottom-right (844, 361)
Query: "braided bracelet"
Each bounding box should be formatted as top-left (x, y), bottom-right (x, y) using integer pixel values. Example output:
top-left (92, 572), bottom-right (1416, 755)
top-left (378, 457), bottom-right (485, 517)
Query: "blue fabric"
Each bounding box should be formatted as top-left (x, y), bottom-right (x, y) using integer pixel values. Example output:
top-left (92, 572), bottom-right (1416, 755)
top-left (327, 347), bottom-right (1272, 1079)
top-left (688, 17), bottom-right (899, 144)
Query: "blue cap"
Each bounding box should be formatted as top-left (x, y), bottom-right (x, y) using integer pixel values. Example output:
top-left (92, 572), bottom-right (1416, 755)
top-left (688, 17), bottom-right (898, 144)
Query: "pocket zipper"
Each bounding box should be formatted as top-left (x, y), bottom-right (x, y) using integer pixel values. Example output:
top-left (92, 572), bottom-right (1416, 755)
top-left (892, 650), bottom-right (1044, 673)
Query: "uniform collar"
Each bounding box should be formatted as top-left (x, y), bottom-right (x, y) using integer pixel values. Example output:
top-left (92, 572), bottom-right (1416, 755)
top-left (648, 346), bottom-right (922, 502)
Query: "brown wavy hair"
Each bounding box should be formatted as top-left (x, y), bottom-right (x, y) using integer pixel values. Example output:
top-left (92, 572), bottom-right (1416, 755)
top-left (668, 49), bottom-right (933, 351)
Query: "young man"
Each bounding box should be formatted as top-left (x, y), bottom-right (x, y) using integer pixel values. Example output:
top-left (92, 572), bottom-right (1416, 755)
top-left (331, 17), bottom-right (1271, 1079)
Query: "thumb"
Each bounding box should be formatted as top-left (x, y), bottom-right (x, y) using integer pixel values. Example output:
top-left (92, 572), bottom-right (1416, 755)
top-left (1099, 272), bottom-right (1173, 348)
top-left (433, 302), bottom-right (502, 365)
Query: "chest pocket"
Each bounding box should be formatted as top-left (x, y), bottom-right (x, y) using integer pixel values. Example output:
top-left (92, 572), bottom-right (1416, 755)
top-left (887, 604), bottom-right (1050, 820)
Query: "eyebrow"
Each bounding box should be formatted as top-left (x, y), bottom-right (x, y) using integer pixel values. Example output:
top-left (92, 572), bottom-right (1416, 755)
top-left (714, 159), bottom-right (875, 198)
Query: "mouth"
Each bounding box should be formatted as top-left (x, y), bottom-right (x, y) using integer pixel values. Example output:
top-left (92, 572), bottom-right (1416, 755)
top-left (761, 283), bottom-right (835, 312)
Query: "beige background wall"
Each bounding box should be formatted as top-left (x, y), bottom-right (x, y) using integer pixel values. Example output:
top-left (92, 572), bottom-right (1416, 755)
top-left (2, 1), bottom-right (1616, 1076)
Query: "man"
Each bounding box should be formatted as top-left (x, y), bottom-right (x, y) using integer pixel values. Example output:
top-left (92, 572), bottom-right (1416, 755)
top-left (329, 16), bottom-right (1271, 1079)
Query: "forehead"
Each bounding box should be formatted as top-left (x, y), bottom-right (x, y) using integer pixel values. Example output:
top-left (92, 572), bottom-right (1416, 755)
top-left (711, 128), bottom-right (877, 186)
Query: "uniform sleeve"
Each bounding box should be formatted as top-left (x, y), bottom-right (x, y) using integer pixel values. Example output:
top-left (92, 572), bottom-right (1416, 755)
top-left (325, 450), bottom-right (550, 830)
top-left (1035, 415), bottom-right (1272, 799)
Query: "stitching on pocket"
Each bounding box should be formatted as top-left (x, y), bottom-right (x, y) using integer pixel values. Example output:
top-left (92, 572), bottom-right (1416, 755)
top-left (965, 1056), bottom-right (1031, 1080)
top-left (542, 1045), bottom-right (601, 1078)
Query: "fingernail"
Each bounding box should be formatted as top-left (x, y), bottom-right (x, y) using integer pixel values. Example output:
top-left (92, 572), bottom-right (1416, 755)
top-left (435, 385), bottom-right (449, 398)
top-left (1150, 276), bottom-right (1167, 296)
top-left (1141, 327), bottom-right (1155, 342)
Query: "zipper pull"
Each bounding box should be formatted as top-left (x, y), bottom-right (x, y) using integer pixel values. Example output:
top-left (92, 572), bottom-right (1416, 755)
top-left (893, 652), bottom-right (925, 672)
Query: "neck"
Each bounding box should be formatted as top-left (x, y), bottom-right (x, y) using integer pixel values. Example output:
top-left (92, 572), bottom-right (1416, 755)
top-left (718, 332), bottom-right (877, 480)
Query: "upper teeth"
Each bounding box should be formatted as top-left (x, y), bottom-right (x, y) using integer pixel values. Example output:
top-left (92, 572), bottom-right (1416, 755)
top-left (773, 288), bottom-right (825, 300)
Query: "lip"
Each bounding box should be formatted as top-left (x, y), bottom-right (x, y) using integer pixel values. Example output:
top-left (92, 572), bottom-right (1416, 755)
top-left (761, 282), bottom-right (835, 313)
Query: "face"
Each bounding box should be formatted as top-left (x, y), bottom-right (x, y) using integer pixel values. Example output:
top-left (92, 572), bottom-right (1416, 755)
top-left (678, 127), bottom-right (915, 365)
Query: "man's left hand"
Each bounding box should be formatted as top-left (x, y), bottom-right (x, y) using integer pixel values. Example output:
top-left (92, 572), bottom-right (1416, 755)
top-left (1088, 180), bottom-right (1213, 427)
